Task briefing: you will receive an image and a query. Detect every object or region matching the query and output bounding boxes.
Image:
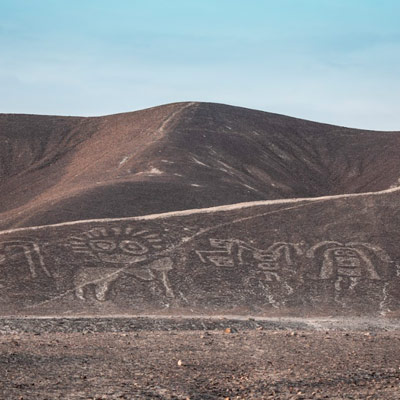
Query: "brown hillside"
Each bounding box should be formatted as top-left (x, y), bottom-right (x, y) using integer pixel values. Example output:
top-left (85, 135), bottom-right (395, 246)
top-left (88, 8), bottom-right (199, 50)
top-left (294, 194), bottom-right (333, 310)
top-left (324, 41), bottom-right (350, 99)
top-left (1, 102), bottom-right (399, 229)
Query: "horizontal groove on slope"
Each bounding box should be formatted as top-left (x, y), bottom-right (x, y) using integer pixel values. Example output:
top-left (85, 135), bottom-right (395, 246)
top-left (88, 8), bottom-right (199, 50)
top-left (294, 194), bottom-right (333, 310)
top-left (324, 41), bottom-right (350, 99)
top-left (1, 184), bottom-right (399, 236)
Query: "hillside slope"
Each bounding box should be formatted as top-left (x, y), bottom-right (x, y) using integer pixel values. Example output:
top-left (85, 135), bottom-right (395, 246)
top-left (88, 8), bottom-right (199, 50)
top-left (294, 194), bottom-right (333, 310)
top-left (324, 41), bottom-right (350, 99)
top-left (0, 187), bottom-right (399, 317)
top-left (1, 102), bottom-right (400, 229)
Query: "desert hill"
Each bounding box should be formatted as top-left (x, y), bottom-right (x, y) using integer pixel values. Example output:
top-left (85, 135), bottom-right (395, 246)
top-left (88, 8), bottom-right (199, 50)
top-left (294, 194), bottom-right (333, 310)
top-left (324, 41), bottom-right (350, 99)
top-left (1, 102), bottom-right (400, 230)
top-left (1, 102), bottom-right (400, 318)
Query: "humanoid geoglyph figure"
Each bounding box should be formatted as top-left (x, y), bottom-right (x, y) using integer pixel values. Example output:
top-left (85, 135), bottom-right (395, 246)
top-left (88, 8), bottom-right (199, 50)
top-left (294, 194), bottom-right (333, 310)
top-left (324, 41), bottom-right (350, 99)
top-left (0, 241), bottom-right (51, 279)
top-left (67, 226), bottom-right (174, 301)
top-left (196, 239), bottom-right (302, 282)
top-left (306, 241), bottom-right (390, 291)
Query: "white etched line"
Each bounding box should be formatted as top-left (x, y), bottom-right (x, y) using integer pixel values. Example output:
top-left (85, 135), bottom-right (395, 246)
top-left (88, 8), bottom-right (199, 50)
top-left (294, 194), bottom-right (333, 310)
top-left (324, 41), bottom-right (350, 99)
top-left (1, 185), bottom-right (400, 236)
top-left (130, 230), bottom-right (149, 237)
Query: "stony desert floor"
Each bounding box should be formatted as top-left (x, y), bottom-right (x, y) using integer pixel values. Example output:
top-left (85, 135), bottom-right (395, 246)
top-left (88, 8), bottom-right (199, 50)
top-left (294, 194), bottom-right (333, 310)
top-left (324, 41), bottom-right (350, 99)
top-left (1, 323), bottom-right (400, 399)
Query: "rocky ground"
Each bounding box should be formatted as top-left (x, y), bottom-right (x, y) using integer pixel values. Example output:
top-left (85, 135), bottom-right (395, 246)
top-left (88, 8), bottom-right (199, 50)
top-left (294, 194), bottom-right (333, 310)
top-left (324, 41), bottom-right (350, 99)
top-left (1, 320), bottom-right (400, 399)
top-left (3, 103), bottom-right (400, 400)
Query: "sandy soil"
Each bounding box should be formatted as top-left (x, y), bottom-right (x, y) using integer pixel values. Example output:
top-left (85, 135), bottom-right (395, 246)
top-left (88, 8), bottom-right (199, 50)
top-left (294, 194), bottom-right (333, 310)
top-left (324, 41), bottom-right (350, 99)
top-left (1, 327), bottom-right (400, 399)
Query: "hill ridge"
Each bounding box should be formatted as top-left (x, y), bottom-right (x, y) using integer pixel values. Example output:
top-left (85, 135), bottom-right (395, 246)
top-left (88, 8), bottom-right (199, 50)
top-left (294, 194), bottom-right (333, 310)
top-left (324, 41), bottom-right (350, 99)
top-left (2, 101), bottom-right (400, 230)
top-left (2, 101), bottom-right (399, 132)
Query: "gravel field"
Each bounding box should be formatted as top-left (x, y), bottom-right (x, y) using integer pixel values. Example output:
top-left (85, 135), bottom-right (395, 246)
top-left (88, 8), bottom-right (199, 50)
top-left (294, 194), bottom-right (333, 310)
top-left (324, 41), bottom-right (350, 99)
top-left (1, 320), bottom-right (400, 399)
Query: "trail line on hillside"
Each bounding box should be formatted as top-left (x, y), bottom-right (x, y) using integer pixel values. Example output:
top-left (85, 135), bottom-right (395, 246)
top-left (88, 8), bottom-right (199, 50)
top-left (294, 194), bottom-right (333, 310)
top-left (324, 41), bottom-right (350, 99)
top-left (158, 101), bottom-right (195, 133)
top-left (1, 185), bottom-right (399, 237)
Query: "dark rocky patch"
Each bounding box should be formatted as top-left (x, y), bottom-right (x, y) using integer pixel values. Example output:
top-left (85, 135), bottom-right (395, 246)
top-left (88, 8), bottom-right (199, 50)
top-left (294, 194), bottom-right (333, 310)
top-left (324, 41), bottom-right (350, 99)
top-left (1, 330), bottom-right (400, 399)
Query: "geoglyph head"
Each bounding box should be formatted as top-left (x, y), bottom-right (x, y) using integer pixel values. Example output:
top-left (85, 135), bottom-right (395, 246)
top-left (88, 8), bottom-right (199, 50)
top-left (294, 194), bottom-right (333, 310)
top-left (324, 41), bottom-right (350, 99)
top-left (67, 226), bottom-right (165, 265)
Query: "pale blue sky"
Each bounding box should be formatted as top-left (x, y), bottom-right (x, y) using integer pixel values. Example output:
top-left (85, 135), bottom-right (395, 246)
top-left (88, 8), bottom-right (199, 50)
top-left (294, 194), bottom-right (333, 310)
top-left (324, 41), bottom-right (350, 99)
top-left (0, 0), bottom-right (399, 129)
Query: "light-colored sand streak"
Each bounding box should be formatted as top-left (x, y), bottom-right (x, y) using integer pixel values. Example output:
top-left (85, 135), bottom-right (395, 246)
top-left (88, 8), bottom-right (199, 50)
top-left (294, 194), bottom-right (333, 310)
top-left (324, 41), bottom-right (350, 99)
top-left (158, 101), bottom-right (195, 133)
top-left (1, 185), bottom-right (399, 237)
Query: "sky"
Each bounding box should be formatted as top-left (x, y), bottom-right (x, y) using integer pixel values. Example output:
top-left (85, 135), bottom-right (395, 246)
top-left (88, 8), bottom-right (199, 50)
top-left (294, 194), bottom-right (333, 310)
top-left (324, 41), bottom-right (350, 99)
top-left (0, 0), bottom-right (399, 130)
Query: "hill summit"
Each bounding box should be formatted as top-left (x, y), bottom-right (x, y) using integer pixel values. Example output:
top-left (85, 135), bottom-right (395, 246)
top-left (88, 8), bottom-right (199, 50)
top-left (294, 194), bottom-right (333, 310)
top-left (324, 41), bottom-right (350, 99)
top-left (1, 102), bottom-right (400, 230)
